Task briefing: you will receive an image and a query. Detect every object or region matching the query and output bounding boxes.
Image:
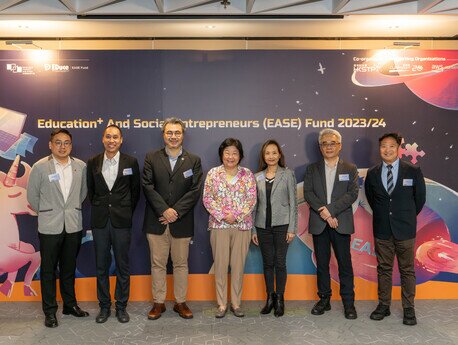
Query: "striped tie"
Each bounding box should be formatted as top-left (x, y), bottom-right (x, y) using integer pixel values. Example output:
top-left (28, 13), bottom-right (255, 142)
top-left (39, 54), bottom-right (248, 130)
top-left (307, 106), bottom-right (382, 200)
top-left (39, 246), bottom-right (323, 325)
top-left (387, 164), bottom-right (394, 194)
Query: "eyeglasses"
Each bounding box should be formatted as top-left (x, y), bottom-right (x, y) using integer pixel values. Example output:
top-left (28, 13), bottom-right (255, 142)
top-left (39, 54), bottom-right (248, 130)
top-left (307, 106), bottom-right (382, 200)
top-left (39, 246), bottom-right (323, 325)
top-left (320, 142), bottom-right (340, 148)
top-left (165, 131), bottom-right (183, 137)
top-left (53, 140), bottom-right (72, 147)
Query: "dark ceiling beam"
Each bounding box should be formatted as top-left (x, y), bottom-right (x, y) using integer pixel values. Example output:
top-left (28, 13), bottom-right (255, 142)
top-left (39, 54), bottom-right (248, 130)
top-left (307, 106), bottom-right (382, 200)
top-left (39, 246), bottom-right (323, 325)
top-left (77, 14), bottom-right (344, 19)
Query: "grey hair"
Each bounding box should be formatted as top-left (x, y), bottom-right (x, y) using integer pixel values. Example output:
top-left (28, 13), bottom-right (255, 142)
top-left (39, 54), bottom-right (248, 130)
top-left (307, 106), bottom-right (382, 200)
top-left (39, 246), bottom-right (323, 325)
top-left (318, 128), bottom-right (342, 144)
top-left (161, 117), bottom-right (186, 133)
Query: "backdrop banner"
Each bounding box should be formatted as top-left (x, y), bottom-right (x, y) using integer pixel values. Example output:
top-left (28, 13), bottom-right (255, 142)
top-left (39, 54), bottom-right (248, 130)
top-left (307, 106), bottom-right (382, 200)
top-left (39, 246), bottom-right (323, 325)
top-left (0, 49), bottom-right (456, 301)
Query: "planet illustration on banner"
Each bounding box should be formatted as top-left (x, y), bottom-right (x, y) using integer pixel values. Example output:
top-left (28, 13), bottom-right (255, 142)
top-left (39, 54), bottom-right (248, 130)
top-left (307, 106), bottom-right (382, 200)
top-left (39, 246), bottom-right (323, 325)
top-left (352, 50), bottom-right (458, 110)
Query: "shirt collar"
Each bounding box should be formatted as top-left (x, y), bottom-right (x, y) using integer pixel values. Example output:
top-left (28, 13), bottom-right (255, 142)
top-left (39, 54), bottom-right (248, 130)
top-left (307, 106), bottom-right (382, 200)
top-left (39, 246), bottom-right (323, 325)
top-left (383, 158), bottom-right (399, 169)
top-left (324, 157), bottom-right (339, 169)
top-left (52, 155), bottom-right (71, 167)
top-left (165, 146), bottom-right (182, 159)
top-left (104, 151), bottom-right (120, 164)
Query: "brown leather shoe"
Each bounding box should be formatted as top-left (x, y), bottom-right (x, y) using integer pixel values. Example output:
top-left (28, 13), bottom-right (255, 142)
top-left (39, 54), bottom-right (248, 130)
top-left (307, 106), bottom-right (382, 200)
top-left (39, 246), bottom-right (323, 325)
top-left (147, 303), bottom-right (166, 320)
top-left (173, 302), bottom-right (193, 319)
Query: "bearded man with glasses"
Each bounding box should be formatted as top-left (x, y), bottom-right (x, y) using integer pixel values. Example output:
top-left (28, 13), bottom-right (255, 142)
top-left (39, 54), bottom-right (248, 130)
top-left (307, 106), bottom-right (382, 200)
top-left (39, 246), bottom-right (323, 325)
top-left (303, 128), bottom-right (359, 320)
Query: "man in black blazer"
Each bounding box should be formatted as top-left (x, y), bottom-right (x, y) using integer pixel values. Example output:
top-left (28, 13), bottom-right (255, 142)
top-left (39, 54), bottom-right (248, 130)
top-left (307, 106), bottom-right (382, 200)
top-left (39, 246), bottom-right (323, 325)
top-left (365, 133), bottom-right (426, 326)
top-left (142, 118), bottom-right (203, 320)
top-left (87, 124), bottom-right (140, 324)
top-left (303, 128), bottom-right (359, 319)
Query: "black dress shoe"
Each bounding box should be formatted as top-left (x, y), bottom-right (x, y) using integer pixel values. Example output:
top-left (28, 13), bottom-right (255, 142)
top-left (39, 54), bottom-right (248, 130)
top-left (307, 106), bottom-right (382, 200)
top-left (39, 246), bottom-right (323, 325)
top-left (370, 303), bottom-right (390, 321)
top-left (95, 308), bottom-right (111, 324)
top-left (344, 305), bottom-right (357, 320)
top-left (63, 305), bottom-right (89, 317)
top-left (44, 314), bottom-right (58, 328)
top-left (116, 309), bottom-right (130, 323)
top-left (311, 297), bottom-right (331, 315)
top-left (403, 307), bottom-right (417, 326)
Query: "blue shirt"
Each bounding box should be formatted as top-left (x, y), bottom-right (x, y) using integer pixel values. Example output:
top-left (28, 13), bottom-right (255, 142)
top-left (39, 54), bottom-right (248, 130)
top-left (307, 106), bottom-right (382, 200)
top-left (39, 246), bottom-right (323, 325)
top-left (166, 147), bottom-right (182, 171)
top-left (381, 158), bottom-right (399, 192)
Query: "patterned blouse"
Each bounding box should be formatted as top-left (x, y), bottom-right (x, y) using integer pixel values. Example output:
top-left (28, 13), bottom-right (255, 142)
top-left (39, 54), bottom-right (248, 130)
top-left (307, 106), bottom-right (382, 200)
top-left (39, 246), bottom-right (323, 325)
top-left (203, 165), bottom-right (257, 231)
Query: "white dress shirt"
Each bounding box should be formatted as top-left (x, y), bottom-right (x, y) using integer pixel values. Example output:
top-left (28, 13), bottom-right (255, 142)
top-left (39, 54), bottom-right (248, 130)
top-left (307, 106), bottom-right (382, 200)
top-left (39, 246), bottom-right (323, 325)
top-left (53, 156), bottom-right (73, 203)
top-left (102, 151), bottom-right (120, 191)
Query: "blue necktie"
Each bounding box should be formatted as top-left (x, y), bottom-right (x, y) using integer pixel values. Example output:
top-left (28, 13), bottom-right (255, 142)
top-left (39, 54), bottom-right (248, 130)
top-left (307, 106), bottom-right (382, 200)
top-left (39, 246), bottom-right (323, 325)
top-left (387, 164), bottom-right (394, 194)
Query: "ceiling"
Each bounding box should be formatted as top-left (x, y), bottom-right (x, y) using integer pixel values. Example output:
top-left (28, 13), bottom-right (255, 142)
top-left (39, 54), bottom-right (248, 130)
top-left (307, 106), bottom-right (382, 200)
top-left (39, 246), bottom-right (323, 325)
top-left (0, 0), bottom-right (457, 38)
top-left (0, 0), bottom-right (457, 15)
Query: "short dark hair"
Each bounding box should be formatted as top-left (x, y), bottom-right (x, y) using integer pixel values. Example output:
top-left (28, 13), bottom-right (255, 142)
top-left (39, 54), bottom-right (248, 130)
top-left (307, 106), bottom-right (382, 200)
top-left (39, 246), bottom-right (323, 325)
top-left (50, 129), bottom-right (72, 142)
top-left (218, 138), bottom-right (244, 164)
top-left (162, 117), bottom-right (186, 134)
top-left (103, 124), bottom-right (123, 137)
top-left (258, 139), bottom-right (286, 172)
top-left (379, 132), bottom-right (402, 146)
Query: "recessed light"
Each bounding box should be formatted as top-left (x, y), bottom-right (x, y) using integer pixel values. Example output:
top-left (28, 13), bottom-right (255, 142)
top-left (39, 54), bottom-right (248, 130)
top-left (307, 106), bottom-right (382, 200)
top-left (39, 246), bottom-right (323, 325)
top-left (205, 25), bottom-right (216, 29)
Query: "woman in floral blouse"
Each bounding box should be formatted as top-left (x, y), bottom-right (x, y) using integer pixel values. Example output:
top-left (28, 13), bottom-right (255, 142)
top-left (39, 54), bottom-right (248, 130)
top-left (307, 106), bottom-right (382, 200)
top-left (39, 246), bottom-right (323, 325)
top-left (203, 138), bottom-right (257, 318)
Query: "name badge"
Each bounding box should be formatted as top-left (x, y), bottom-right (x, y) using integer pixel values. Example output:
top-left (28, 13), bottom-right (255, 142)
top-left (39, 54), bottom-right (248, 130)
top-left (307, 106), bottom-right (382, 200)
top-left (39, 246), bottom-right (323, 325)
top-left (339, 174), bottom-right (350, 181)
top-left (123, 168), bottom-right (133, 176)
top-left (183, 169), bottom-right (193, 178)
top-left (403, 178), bottom-right (413, 186)
top-left (48, 173), bottom-right (60, 182)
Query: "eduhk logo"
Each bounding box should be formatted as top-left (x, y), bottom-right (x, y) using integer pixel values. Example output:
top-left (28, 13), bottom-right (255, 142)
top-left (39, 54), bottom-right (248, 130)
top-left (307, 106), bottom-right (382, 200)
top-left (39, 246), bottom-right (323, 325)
top-left (44, 63), bottom-right (69, 72)
top-left (6, 63), bottom-right (35, 75)
top-left (6, 63), bottom-right (23, 73)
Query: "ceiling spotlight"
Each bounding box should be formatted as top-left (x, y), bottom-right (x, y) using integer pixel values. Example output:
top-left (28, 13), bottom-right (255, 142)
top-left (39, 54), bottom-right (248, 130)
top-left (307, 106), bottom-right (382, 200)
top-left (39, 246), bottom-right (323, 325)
top-left (205, 25), bottom-right (216, 29)
top-left (220, 0), bottom-right (230, 9)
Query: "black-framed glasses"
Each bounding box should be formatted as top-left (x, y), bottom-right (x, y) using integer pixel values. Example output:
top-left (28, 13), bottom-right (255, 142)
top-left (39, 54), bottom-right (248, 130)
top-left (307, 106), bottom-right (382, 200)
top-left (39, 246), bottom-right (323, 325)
top-left (53, 140), bottom-right (72, 147)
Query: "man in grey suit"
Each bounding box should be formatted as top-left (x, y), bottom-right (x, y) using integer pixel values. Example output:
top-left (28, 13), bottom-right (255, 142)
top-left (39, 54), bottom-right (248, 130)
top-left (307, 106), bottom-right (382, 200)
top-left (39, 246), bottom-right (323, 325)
top-left (303, 128), bottom-right (358, 319)
top-left (27, 129), bottom-right (89, 328)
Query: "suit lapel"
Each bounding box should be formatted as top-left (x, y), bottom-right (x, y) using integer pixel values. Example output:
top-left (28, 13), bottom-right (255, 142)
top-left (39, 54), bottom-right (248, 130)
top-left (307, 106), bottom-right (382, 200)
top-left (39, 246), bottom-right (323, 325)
top-left (330, 160), bottom-right (343, 200)
top-left (393, 160), bottom-right (404, 194)
top-left (376, 163), bottom-right (390, 196)
top-left (159, 149), bottom-right (173, 176)
top-left (318, 160), bottom-right (327, 199)
top-left (271, 167), bottom-right (284, 195)
top-left (96, 153), bottom-right (110, 191)
top-left (111, 153), bottom-right (127, 190)
top-left (66, 157), bottom-right (78, 204)
top-left (171, 151), bottom-right (187, 178)
top-left (257, 171), bottom-right (267, 204)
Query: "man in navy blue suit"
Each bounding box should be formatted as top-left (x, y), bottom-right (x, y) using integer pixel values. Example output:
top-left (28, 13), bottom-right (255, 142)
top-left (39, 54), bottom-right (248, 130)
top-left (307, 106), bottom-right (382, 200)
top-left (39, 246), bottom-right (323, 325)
top-left (365, 132), bottom-right (426, 326)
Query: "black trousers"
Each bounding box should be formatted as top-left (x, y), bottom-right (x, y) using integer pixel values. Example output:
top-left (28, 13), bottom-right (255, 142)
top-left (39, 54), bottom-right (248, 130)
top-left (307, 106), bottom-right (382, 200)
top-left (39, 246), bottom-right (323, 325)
top-left (312, 225), bottom-right (355, 306)
top-left (38, 229), bottom-right (82, 315)
top-left (257, 225), bottom-right (289, 294)
top-left (93, 219), bottom-right (131, 311)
